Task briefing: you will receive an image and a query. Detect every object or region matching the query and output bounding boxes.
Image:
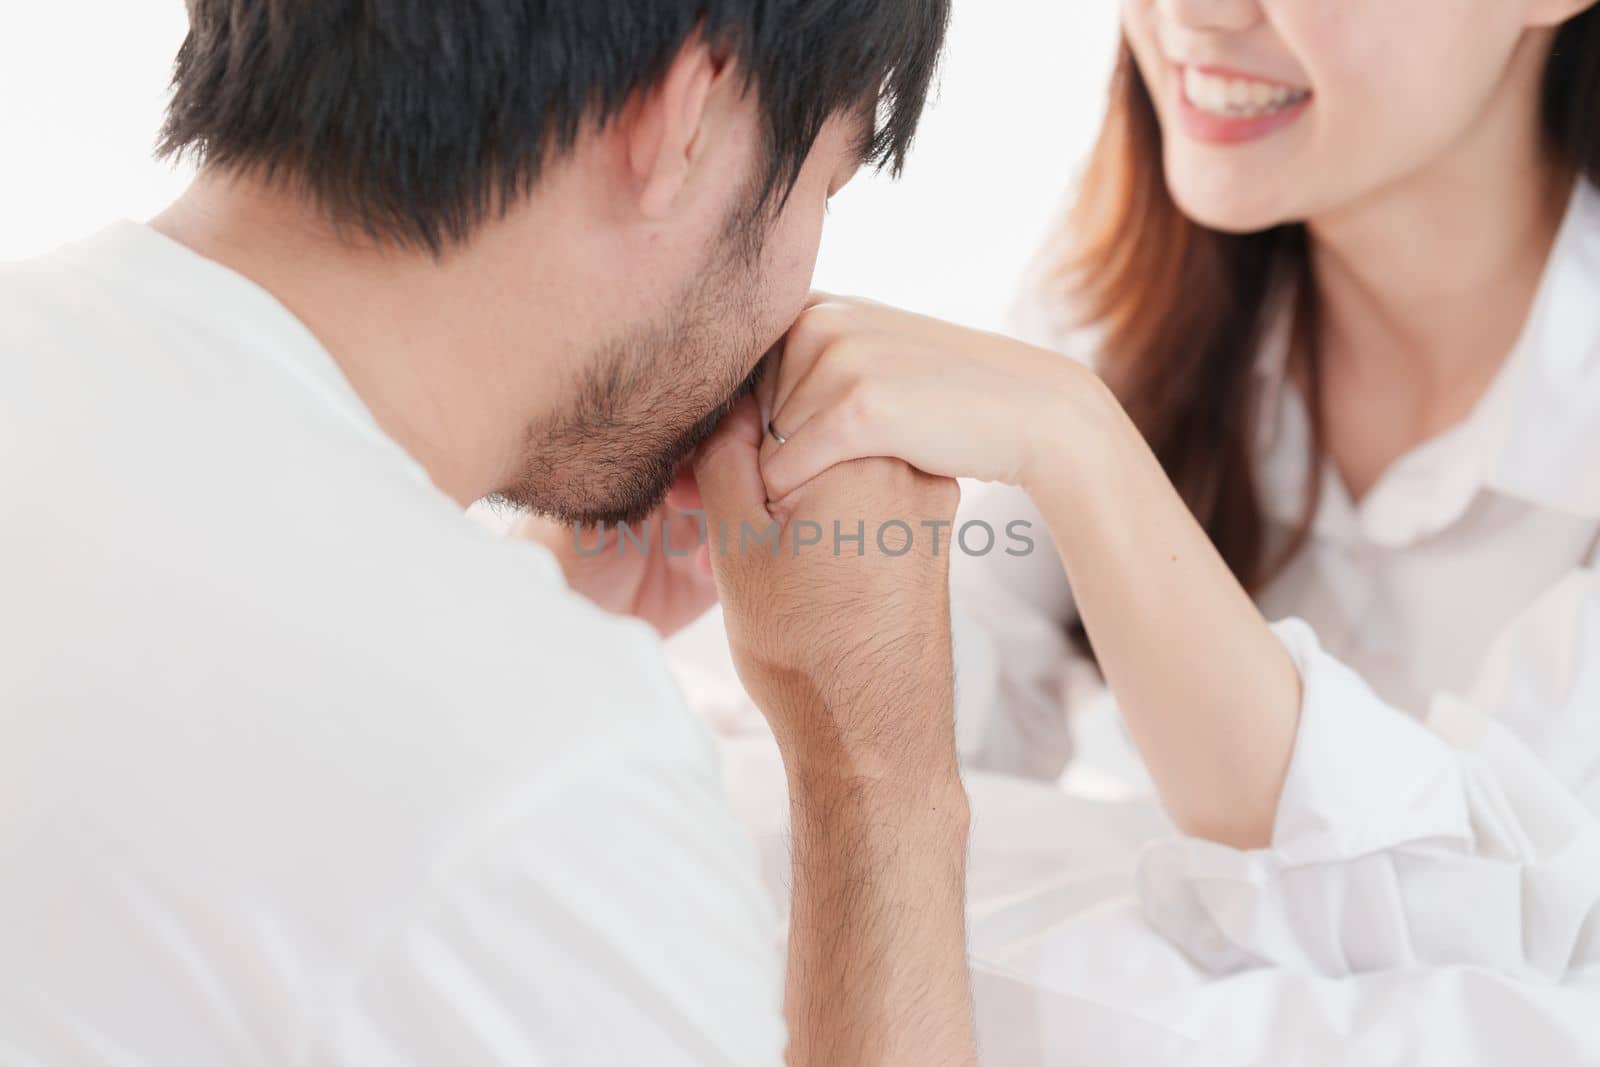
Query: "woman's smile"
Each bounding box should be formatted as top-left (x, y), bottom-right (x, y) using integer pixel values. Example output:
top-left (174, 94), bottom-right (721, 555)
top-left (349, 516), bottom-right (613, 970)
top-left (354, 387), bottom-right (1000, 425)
top-left (1175, 63), bottom-right (1314, 145)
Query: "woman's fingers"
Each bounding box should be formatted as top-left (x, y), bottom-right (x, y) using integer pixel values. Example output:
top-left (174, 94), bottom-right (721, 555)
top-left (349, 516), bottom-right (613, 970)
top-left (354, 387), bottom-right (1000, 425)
top-left (757, 296), bottom-right (1062, 502)
top-left (761, 340), bottom-right (867, 462)
top-left (760, 400), bottom-right (880, 505)
top-left (770, 305), bottom-right (842, 419)
top-left (763, 326), bottom-right (971, 500)
top-left (772, 298), bottom-right (888, 419)
top-left (762, 347), bottom-right (1016, 497)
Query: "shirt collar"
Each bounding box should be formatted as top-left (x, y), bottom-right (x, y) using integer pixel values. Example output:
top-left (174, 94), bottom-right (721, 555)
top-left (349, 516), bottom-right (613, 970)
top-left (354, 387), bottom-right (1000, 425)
top-left (1253, 178), bottom-right (1600, 548)
top-left (1484, 178), bottom-right (1600, 518)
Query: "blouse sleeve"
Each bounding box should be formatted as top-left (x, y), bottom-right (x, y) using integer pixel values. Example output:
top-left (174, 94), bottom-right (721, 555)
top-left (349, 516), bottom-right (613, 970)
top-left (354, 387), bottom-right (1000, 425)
top-left (949, 482), bottom-right (1083, 779)
top-left (946, 277), bottom-right (1104, 779)
top-left (1137, 568), bottom-right (1600, 980)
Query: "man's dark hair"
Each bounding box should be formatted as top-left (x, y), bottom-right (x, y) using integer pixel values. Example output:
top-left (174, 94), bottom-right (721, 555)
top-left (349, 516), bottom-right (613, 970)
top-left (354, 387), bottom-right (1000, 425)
top-left (158, 1), bottom-right (950, 253)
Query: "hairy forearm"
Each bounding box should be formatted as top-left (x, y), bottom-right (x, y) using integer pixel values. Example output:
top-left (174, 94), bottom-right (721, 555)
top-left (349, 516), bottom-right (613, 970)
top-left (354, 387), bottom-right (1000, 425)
top-left (770, 647), bottom-right (975, 1067)
top-left (695, 408), bottom-right (974, 1059)
top-left (1028, 378), bottom-right (1302, 848)
top-left (783, 754), bottom-right (973, 1067)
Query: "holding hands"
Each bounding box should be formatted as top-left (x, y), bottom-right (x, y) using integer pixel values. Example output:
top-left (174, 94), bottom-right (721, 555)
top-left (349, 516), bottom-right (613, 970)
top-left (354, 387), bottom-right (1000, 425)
top-left (759, 294), bottom-right (1116, 506)
top-left (757, 293), bottom-right (1302, 850)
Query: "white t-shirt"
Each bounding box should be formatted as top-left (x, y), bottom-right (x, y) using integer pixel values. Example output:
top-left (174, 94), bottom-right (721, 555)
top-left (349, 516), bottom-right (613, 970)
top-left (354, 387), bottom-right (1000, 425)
top-left (0, 223), bottom-right (786, 1065)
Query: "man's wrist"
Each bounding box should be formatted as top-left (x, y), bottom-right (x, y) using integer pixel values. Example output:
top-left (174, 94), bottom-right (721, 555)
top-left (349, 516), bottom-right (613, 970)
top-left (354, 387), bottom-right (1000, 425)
top-left (764, 666), bottom-right (960, 790)
top-left (787, 755), bottom-right (971, 857)
top-left (785, 745), bottom-right (967, 812)
top-left (778, 694), bottom-right (967, 836)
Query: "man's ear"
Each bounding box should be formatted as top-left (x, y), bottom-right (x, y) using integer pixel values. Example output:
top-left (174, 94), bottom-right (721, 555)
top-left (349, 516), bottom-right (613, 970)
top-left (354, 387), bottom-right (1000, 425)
top-left (1525, 0), bottom-right (1597, 28)
top-left (625, 34), bottom-right (730, 219)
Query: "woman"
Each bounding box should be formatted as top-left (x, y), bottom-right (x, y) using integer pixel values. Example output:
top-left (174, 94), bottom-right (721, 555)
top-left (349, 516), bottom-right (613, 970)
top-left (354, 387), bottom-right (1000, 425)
top-left (758, 0), bottom-right (1600, 991)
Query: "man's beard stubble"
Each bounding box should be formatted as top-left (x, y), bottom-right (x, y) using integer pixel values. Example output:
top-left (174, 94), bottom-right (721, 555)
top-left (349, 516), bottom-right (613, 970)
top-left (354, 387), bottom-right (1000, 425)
top-left (488, 215), bottom-right (773, 527)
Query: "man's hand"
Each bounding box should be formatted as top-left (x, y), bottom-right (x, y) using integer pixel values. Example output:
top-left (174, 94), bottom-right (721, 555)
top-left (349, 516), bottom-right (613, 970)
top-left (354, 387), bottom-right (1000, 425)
top-left (696, 399), bottom-right (961, 783)
top-left (513, 466), bottom-right (717, 638)
top-left (693, 395), bottom-right (975, 1067)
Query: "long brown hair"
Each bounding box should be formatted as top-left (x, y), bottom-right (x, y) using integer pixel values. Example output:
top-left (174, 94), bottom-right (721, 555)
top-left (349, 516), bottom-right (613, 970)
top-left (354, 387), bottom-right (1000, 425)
top-left (1054, 11), bottom-right (1600, 596)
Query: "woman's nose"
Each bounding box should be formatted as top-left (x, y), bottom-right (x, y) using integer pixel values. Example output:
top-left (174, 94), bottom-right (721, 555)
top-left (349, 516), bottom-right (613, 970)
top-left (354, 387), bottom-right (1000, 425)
top-left (1154, 0), bottom-right (1262, 33)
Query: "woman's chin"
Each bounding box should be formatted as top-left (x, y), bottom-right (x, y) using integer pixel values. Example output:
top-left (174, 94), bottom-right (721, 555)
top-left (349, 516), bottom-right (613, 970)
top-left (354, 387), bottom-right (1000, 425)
top-left (1166, 177), bottom-right (1298, 236)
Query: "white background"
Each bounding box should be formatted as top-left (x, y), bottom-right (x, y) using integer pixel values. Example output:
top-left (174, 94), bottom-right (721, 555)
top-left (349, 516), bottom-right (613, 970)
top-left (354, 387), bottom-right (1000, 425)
top-left (0, 1), bottom-right (1120, 332)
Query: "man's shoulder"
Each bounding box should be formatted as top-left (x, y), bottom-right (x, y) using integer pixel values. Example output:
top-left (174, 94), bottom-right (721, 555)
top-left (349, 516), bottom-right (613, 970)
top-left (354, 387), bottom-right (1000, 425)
top-left (238, 504), bottom-right (714, 798)
top-left (314, 685), bottom-right (786, 1065)
top-left (272, 551), bottom-right (788, 1064)
top-left (3, 517), bottom-right (783, 1063)
top-left (338, 511), bottom-right (693, 728)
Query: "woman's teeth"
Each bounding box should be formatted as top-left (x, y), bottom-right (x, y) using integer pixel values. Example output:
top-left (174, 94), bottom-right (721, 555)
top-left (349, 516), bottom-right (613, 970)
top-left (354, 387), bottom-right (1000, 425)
top-left (1183, 68), bottom-right (1309, 118)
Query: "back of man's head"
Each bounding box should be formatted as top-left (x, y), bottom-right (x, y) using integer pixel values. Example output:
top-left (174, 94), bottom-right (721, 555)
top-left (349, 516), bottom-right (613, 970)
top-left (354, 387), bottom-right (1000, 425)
top-left (159, 0), bottom-right (952, 254)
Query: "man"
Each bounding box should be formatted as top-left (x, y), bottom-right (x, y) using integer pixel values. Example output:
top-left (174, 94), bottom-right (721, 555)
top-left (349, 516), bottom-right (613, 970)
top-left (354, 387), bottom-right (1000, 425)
top-left (0, 2), bottom-right (971, 1064)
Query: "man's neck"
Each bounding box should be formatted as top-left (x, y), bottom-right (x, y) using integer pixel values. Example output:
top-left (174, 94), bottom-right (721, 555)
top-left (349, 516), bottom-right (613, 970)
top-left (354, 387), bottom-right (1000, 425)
top-left (151, 171), bottom-right (579, 507)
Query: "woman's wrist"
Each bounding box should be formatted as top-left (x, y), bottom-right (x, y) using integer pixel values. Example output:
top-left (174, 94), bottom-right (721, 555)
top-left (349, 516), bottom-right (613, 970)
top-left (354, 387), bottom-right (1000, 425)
top-left (1017, 359), bottom-right (1129, 506)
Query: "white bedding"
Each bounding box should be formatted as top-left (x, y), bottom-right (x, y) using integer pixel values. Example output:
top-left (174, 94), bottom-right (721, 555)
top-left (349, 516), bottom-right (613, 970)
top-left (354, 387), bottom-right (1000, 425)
top-left (714, 730), bottom-right (1600, 1067)
top-left (672, 608), bottom-right (1600, 1065)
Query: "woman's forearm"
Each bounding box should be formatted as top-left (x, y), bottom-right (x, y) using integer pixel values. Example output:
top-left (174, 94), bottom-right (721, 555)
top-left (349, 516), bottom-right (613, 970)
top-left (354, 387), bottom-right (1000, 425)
top-left (751, 296), bottom-right (1303, 845)
top-left (1024, 376), bottom-right (1302, 847)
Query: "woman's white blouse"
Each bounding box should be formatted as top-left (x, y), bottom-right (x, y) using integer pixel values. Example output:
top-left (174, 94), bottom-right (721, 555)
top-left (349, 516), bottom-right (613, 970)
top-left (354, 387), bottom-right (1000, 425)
top-left (951, 180), bottom-right (1600, 989)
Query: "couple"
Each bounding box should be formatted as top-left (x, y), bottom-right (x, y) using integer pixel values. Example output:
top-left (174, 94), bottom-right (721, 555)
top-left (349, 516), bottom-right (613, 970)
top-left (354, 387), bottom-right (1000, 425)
top-left (4, 0), bottom-right (1600, 1063)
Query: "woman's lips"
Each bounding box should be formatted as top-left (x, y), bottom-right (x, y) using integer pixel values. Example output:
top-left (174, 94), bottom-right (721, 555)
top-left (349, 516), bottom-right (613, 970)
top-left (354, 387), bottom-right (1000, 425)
top-left (1173, 64), bottom-right (1312, 146)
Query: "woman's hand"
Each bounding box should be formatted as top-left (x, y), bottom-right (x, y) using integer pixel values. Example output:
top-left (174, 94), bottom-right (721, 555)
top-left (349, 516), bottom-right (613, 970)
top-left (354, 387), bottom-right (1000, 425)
top-left (759, 295), bottom-right (1107, 505)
